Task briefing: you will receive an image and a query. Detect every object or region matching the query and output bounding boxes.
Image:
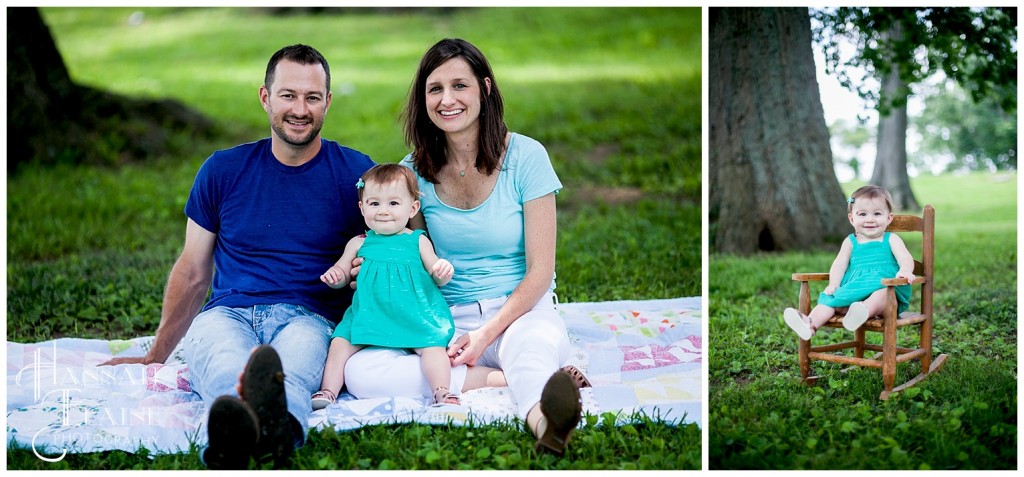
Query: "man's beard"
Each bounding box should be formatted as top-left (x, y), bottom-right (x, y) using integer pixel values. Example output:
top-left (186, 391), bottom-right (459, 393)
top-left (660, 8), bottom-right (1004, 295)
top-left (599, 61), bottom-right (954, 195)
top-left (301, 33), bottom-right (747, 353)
top-left (271, 114), bottom-right (322, 147)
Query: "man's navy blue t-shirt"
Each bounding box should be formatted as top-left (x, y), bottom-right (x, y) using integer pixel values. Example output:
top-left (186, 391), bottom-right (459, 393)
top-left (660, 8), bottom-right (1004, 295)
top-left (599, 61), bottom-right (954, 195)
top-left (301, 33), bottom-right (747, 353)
top-left (184, 138), bottom-right (375, 322)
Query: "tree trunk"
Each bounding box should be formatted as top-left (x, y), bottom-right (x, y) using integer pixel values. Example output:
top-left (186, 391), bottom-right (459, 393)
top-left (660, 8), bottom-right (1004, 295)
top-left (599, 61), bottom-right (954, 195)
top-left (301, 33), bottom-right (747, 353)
top-left (6, 6), bottom-right (77, 168)
top-left (6, 7), bottom-right (217, 174)
top-left (870, 20), bottom-right (921, 212)
top-left (710, 7), bottom-right (848, 254)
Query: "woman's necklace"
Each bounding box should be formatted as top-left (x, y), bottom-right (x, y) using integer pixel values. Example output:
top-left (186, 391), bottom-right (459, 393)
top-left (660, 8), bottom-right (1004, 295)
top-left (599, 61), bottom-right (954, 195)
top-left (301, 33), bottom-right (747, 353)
top-left (455, 157), bottom-right (473, 177)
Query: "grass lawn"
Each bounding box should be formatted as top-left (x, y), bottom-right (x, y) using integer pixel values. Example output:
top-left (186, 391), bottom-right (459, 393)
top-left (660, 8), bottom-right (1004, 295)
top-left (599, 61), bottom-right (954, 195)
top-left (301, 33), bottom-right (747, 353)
top-left (6, 7), bottom-right (702, 470)
top-left (709, 172), bottom-right (1017, 469)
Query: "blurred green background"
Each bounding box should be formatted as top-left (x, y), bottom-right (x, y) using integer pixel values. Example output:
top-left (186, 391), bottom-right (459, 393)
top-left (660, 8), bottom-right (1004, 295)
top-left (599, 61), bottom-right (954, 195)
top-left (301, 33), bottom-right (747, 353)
top-left (7, 7), bottom-right (702, 342)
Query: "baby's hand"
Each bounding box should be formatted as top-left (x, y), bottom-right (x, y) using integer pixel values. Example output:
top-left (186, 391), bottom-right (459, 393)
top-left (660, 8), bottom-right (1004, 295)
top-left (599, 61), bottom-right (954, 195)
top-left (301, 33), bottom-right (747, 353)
top-left (320, 267), bottom-right (347, 289)
top-left (431, 259), bottom-right (454, 281)
top-left (896, 271), bottom-right (916, 284)
top-left (823, 284), bottom-right (838, 295)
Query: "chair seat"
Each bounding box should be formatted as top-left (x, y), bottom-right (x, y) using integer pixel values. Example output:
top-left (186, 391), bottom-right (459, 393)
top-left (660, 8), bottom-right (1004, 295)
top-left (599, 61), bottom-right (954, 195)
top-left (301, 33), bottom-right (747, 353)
top-left (821, 312), bottom-right (928, 330)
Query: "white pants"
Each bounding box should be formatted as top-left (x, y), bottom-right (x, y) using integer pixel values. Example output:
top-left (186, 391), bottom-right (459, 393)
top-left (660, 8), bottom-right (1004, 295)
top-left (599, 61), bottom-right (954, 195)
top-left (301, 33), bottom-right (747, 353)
top-left (344, 292), bottom-right (570, 418)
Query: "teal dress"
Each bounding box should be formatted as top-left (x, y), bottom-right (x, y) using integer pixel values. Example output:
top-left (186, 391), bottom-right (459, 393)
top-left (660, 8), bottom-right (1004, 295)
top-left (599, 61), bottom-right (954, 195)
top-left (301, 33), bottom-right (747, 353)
top-left (331, 230), bottom-right (454, 348)
top-left (818, 232), bottom-right (911, 314)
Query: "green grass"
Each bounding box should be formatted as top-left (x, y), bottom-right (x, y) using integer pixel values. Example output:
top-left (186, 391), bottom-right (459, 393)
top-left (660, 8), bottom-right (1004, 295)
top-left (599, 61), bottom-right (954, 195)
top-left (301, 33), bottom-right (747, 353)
top-left (8, 414), bottom-right (701, 470)
top-left (709, 172), bottom-right (1017, 469)
top-left (6, 7), bottom-right (701, 469)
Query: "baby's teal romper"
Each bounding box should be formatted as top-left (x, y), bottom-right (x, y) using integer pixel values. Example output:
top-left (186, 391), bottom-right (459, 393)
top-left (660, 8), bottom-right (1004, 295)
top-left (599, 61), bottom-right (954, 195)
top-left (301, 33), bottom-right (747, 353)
top-left (818, 232), bottom-right (912, 314)
top-left (332, 230), bottom-right (454, 348)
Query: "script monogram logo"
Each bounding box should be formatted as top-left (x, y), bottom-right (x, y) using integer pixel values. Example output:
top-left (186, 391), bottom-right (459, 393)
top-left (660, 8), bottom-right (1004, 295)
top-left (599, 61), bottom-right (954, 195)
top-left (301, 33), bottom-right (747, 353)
top-left (15, 343), bottom-right (75, 462)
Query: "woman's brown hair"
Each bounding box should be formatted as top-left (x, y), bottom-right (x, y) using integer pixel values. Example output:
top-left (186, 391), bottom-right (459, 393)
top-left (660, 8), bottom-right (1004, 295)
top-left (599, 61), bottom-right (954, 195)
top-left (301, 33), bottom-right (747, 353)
top-left (401, 38), bottom-right (508, 184)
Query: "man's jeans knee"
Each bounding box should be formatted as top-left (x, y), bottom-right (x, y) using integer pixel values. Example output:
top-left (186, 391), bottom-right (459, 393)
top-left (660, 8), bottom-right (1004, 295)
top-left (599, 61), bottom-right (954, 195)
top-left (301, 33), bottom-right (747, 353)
top-left (183, 304), bottom-right (333, 442)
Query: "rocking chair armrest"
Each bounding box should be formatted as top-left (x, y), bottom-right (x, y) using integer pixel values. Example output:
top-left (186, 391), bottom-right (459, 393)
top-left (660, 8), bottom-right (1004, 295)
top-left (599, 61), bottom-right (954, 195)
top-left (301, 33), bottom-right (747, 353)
top-left (881, 276), bottom-right (927, 286)
top-left (792, 272), bottom-right (830, 282)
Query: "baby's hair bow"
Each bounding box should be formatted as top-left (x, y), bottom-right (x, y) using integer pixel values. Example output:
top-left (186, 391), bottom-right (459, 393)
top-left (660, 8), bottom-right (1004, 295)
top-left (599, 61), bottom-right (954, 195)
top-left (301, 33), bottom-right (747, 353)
top-left (847, 197), bottom-right (855, 204)
top-left (356, 178), bottom-right (365, 189)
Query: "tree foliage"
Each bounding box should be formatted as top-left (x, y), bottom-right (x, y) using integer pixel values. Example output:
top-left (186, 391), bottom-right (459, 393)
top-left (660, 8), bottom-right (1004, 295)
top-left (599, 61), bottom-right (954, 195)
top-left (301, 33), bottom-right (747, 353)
top-left (912, 81), bottom-right (1017, 171)
top-left (813, 7), bottom-right (1017, 115)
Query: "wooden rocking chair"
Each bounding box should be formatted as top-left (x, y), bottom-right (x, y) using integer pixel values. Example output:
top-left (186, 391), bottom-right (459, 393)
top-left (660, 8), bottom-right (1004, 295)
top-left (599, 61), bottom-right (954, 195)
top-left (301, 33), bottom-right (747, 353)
top-left (791, 204), bottom-right (948, 400)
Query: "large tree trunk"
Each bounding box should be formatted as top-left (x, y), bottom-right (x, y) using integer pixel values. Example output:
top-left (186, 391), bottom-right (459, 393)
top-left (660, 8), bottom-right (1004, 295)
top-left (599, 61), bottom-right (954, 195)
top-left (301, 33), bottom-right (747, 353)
top-left (710, 8), bottom-right (848, 254)
top-left (870, 20), bottom-right (920, 212)
top-left (6, 6), bottom-right (77, 168)
top-left (6, 7), bottom-right (217, 174)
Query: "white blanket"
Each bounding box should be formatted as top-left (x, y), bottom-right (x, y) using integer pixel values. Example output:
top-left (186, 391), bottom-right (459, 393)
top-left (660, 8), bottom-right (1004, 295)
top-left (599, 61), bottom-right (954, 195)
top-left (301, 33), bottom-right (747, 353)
top-left (6, 297), bottom-right (701, 457)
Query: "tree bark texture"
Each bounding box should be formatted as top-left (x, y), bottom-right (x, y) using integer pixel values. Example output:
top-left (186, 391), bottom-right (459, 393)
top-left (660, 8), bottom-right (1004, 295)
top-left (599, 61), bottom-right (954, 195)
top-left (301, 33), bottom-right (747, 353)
top-left (6, 7), bottom-right (216, 173)
top-left (710, 8), bottom-right (849, 254)
top-left (7, 7), bottom-right (76, 167)
top-left (870, 20), bottom-right (920, 212)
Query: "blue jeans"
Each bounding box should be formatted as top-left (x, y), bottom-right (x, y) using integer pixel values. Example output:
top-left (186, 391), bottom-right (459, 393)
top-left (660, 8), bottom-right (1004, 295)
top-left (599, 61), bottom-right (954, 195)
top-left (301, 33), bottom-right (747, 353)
top-left (182, 304), bottom-right (333, 442)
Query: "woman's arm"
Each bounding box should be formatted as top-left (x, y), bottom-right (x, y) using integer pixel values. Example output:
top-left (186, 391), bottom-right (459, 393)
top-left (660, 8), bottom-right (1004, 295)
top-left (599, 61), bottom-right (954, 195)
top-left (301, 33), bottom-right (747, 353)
top-left (450, 192), bottom-right (557, 366)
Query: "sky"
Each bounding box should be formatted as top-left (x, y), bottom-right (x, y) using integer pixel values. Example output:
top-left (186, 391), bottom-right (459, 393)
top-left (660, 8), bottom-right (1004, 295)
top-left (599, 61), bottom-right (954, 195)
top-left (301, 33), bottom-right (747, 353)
top-left (813, 44), bottom-right (879, 183)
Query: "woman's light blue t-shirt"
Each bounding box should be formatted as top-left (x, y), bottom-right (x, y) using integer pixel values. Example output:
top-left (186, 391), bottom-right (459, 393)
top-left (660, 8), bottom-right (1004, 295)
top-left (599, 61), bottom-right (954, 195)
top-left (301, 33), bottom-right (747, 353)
top-left (401, 133), bottom-right (561, 305)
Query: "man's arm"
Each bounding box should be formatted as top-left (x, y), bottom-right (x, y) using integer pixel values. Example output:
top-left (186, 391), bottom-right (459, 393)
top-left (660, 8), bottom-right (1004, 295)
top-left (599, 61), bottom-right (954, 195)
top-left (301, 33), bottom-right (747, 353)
top-left (101, 218), bottom-right (216, 365)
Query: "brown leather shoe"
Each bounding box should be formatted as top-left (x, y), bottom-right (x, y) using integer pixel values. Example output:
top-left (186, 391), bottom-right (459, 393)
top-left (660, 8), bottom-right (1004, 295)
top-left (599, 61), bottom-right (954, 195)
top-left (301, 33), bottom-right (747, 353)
top-left (240, 345), bottom-right (293, 468)
top-left (534, 370), bottom-right (582, 456)
top-left (204, 395), bottom-right (259, 469)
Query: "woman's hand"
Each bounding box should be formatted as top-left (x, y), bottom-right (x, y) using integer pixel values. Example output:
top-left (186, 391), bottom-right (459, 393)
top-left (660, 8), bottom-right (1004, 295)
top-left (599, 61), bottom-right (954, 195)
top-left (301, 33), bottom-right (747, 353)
top-left (447, 330), bottom-right (488, 367)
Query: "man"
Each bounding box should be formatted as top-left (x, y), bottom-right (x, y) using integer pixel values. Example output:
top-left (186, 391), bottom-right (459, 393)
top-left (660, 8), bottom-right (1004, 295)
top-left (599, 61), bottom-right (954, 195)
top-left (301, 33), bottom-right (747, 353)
top-left (102, 44), bottom-right (375, 469)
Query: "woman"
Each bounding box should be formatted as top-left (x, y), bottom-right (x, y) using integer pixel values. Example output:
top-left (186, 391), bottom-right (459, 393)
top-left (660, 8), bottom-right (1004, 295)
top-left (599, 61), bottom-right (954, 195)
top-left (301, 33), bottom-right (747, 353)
top-left (344, 38), bottom-right (585, 455)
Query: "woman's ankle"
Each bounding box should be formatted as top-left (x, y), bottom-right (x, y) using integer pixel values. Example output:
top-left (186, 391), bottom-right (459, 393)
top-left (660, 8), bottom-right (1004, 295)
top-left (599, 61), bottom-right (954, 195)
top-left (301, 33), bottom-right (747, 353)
top-left (526, 404), bottom-right (546, 438)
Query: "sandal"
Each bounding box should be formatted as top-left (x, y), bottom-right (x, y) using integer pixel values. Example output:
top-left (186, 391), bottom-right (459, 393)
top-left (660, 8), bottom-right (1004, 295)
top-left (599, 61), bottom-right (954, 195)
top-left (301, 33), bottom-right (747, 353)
top-left (311, 389), bottom-right (337, 411)
top-left (432, 386), bottom-right (461, 406)
top-left (784, 308), bottom-right (813, 340)
top-left (534, 370), bottom-right (582, 456)
top-left (843, 302), bottom-right (869, 331)
top-left (561, 365), bottom-right (592, 389)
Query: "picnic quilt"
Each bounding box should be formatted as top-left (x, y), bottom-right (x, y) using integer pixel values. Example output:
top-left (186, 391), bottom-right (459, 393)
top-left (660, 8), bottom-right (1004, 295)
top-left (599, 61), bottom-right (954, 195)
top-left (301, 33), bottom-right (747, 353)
top-left (6, 296), bottom-right (701, 457)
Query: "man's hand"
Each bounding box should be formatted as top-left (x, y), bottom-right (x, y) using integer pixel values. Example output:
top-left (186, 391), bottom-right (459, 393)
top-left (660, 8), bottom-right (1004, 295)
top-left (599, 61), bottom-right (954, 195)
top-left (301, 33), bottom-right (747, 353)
top-left (348, 256), bottom-right (365, 290)
top-left (99, 354), bottom-right (157, 367)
